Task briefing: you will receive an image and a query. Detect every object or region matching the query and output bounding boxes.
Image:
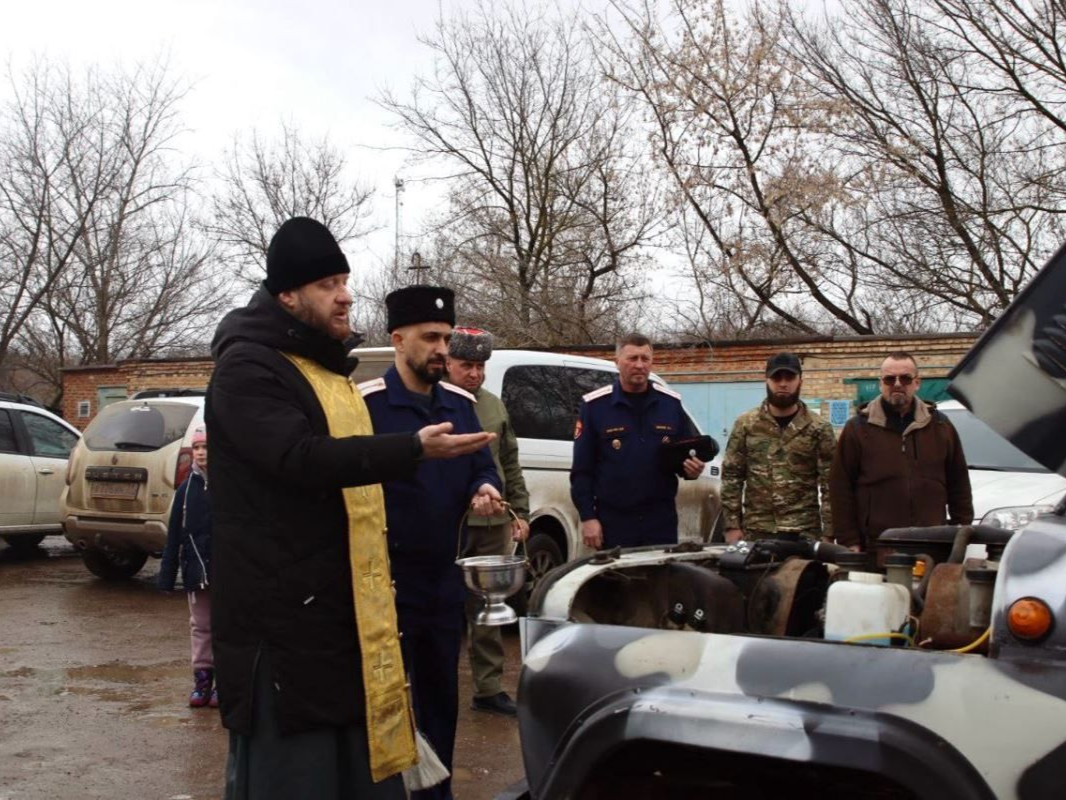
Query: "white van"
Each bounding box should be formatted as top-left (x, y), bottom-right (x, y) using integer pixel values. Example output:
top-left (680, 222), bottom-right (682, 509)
top-left (350, 348), bottom-right (723, 599)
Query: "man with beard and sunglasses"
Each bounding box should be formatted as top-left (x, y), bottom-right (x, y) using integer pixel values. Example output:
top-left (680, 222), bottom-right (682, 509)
top-left (721, 352), bottom-right (836, 544)
top-left (829, 351), bottom-right (972, 555)
top-left (359, 285), bottom-right (503, 800)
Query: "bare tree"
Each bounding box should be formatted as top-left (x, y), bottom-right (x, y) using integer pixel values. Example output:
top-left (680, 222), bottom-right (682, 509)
top-left (378, 1), bottom-right (666, 346)
top-left (926, 0), bottom-right (1066, 136)
top-left (599, 0), bottom-right (877, 337)
top-left (785, 0), bottom-right (1063, 326)
top-left (0, 60), bottom-right (104, 376)
top-left (0, 58), bottom-right (227, 401)
top-left (207, 122), bottom-right (377, 288)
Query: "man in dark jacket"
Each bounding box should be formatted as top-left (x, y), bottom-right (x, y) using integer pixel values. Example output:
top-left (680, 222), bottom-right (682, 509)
top-left (829, 351), bottom-right (973, 553)
top-left (571, 333), bottom-right (704, 549)
top-left (359, 287), bottom-right (503, 800)
top-left (206, 218), bottom-right (495, 800)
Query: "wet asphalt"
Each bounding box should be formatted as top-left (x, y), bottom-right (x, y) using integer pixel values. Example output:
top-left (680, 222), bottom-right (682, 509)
top-left (0, 539), bottom-right (524, 800)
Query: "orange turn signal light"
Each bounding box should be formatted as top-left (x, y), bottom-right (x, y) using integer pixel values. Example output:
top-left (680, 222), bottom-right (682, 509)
top-left (1007, 598), bottom-right (1053, 642)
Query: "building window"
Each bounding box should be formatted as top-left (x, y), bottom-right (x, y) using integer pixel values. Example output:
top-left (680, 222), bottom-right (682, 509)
top-left (96, 385), bottom-right (128, 409)
top-left (77, 400), bottom-right (91, 418)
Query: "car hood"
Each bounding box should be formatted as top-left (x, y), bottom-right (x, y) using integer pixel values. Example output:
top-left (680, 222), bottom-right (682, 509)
top-left (967, 468), bottom-right (1066, 518)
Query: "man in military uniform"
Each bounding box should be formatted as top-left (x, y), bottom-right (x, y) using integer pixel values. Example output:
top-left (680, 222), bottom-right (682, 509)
top-left (445, 326), bottom-right (530, 717)
top-left (359, 287), bottom-right (503, 800)
top-left (721, 352), bottom-right (836, 544)
top-left (570, 333), bottom-right (705, 549)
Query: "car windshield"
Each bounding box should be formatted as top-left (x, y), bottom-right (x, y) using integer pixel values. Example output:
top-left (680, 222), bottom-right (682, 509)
top-left (941, 408), bottom-right (1048, 472)
top-left (84, 402), bottom-right (198, 452)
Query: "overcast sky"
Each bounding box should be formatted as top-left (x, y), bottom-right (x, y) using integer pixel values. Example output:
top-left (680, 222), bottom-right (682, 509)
top-left (0, 0), bottom-right (559, 268)
top-left (0, 0), bottom-right (820, 288)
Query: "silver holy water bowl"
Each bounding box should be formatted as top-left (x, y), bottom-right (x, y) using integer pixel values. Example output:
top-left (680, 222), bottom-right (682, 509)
top-left (456, 554), bottom-right (528, 626)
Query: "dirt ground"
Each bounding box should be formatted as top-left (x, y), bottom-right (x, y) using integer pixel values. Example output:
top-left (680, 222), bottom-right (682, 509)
top-left (0, 539), bottom-right (525, 800)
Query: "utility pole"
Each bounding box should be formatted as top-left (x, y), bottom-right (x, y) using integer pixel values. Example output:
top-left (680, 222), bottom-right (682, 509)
top-left (394, 176), bottom-right (405, 273)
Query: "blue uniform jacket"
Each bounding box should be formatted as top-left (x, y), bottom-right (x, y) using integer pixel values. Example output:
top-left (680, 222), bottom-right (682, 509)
top-left (570, 379), bottom-right (695, 522)
top-left (360, 366), bottom-right (501, 571)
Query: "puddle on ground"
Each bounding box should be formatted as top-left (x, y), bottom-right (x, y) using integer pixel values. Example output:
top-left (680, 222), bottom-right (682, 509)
top-left (452, 766), bottom-right (473, 781)
top-left (67, 662), bottom-right (156, 683)
top-left (0, 666), bottom-right (35, 678)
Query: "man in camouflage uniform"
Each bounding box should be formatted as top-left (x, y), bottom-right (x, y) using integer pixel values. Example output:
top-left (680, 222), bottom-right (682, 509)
top-left (721, 352), bottom-right (835, 543)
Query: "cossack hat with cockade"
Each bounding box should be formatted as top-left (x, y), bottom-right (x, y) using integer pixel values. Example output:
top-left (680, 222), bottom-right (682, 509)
top-left (448, 326), bottom-right (493, 362)
top-left (385, 285), bottom-right (456, 332)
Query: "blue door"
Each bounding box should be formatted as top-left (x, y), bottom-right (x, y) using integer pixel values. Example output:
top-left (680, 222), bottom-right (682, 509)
top-left (673, 382), bottom-right (765, 448)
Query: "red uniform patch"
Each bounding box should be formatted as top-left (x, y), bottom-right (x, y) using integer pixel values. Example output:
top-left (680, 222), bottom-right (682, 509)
top-left (574, 420), bottom-right (583, 440)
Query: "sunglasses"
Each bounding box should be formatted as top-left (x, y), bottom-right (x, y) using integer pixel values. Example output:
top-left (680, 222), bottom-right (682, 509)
top-left (881, 374), bottom-right (916, 386)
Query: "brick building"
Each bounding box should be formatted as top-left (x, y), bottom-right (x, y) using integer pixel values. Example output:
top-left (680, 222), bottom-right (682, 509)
top-left (62, 357), bottom-right (214, 430)
top-left (60, 333), bottom-right (978, 437)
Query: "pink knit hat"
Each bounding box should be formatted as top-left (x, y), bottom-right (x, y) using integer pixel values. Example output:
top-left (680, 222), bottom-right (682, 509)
top-left (191, 426), bottom-right (207, 446)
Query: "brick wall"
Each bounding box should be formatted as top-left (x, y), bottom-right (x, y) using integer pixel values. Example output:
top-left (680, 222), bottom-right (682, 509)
top-left (61, 333), bottom-right (980, 428)
top-left (61, 358), bottom-right (213, 430)
top-left (557, 333), bottom-right (979, 406)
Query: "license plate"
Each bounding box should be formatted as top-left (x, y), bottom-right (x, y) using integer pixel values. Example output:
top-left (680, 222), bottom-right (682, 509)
top-left (90, 481), bottom-right (139, 500)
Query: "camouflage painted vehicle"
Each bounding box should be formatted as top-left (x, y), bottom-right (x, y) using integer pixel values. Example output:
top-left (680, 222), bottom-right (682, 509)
top-left (501, 245), bottom-right (1066, 800)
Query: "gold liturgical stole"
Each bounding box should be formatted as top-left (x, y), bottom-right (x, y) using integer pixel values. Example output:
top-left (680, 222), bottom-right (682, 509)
top-left (284, 353), bottom-right (417, 782)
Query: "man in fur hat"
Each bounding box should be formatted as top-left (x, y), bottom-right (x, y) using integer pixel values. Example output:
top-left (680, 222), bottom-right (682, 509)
top-left (359, 287), bottom-right (503, 800)
top-left (445, 326), bottom-right (530, 717)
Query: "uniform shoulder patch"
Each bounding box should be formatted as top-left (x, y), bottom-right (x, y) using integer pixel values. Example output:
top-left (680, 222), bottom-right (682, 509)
top-left (357, 377), bottom-right (386, 397)
top-left (441, 382), bottom-right (477, 403)
top-left (652, 382), bottom-right (682, 401)
top-left (582, 384), bottom-right (613, 403)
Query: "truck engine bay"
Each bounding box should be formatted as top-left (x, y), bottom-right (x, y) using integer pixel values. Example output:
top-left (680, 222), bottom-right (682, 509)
top-left (546, 524), bottom-right (1017, 655)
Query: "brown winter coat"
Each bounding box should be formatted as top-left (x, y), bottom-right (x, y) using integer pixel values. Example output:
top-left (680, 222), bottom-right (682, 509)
top-left (829, 398), bottom-right (973, 549)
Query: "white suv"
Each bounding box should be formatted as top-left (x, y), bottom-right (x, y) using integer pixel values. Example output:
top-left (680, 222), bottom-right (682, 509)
top-left (350, 348), bottom-right (723, 601)
top-left (61, 391), bottom-right (205, 579)
top-left (0, 393), bottom-right (81, 552)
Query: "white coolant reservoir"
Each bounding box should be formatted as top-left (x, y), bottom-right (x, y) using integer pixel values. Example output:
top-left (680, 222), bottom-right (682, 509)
top-left (824, 571), bottom-right (911, 646)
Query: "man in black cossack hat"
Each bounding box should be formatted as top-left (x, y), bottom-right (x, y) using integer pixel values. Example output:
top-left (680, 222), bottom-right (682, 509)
top-left (206, 219), bottom-right (496, 800)
top-left (359, 285), bottom-right (504, 800)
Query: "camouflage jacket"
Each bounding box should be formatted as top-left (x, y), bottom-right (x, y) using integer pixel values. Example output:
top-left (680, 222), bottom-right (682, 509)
top-left (720, 400), bottom-right (835, 537)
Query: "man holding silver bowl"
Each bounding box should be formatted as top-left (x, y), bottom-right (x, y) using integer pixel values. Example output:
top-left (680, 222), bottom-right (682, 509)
top-left (360, 286), bottom-right (504, 800)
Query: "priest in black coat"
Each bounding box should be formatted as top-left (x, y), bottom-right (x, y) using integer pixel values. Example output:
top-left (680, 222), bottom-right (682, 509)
top-left (206, 217), bottom-right (495, 800)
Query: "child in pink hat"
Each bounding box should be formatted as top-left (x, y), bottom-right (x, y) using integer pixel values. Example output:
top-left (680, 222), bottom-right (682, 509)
top-left (159, 425), bottom-right (216, 707)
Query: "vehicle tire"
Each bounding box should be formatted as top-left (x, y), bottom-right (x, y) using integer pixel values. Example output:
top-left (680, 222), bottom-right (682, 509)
top-left (522, 532), bottom-right (564, 608)
top-left (81, 548), bottom-right (148, 580)
top-left (2, 534), bottom-right (46, 552)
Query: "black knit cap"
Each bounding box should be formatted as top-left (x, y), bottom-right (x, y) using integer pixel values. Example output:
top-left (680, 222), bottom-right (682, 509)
top-left (386, 285), bottom-right (456, 332)
top-left (265, 217), bottom-right (350, 295)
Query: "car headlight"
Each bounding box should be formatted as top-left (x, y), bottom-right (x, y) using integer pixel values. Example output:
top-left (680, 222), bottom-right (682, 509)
top-left (980, 505), bottom-right (1054, 531)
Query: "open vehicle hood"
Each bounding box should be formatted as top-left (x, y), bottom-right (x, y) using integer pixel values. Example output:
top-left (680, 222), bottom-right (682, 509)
top-left (950, 241), bottom-right (1066, 478)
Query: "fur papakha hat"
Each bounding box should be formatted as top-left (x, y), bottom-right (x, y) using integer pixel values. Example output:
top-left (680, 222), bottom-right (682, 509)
top-left (448, 326), bottom-right (494, 362)
top-left (385, 285), bottom-right (456, 332)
